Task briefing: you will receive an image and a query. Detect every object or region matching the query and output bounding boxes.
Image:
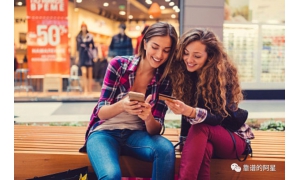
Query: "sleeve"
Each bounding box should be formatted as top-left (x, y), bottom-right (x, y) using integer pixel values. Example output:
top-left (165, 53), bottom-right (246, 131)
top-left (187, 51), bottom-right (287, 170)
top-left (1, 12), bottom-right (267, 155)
top-left (92, 57), bottom-right (122, 118)
top-left (92, 48), bottom-right (98, 59)
top-left (152, 79), bottom-right (172, 125)
top-left (186, 107), bottom-right (223, 126)
top-left (186, 108), bottom-right (207, 125)
top-left (91, 35), bottom-right (95, 46)
top-left (108, 37), bottom-right (115, 57)
top-left (76, 35), bottom-right (81, 52)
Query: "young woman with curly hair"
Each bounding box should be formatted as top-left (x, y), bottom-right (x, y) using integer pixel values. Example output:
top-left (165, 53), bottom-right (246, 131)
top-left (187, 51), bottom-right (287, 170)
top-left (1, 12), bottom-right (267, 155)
top-left (165, 28), bottom-right (255, 180)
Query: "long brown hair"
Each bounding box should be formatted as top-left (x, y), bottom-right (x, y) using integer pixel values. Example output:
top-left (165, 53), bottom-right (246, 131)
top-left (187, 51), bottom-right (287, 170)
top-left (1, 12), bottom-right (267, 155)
top-left (169, 28), bottom-right (243, 117)
top-left (138, 22), bottom-right (178, 82)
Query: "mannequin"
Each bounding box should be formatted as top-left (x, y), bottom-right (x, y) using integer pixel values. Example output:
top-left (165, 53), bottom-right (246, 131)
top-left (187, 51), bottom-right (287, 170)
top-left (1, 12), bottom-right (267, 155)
top-left (76, 22), bottom-right (96, 94)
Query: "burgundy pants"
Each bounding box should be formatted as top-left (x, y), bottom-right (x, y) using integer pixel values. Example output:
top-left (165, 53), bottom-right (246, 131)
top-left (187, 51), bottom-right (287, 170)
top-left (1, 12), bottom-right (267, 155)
top-left (178, 123), bottom-right (246, 180)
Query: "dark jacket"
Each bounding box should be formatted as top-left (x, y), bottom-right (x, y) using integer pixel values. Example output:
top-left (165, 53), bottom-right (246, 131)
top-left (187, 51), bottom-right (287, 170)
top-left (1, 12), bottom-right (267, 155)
top-left (108, 33), bottom-right (133, 57)
top-left (180, 95), bottom-right (246, 137)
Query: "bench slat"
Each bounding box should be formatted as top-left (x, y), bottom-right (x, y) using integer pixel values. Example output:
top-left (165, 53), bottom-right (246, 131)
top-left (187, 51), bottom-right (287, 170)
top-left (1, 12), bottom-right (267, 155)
top-left (14, 125), bottom-right (285, 180)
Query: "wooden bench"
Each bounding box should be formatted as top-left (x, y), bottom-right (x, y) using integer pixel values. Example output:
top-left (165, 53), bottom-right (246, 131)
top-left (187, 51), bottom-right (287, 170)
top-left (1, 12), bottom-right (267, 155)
top-left (14, 125), bottom-right (285, 180)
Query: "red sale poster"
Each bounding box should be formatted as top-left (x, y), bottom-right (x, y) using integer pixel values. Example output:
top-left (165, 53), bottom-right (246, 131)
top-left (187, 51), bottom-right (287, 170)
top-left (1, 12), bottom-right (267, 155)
top-left (26, 0), bottom-right (69, 75)
top-left (26, 0), bottom-right (68, 17)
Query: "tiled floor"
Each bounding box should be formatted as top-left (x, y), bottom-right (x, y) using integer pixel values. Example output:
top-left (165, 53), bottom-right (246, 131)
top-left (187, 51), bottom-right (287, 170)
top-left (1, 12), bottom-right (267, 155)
top-left (14, 100), bottom-right (285, 123)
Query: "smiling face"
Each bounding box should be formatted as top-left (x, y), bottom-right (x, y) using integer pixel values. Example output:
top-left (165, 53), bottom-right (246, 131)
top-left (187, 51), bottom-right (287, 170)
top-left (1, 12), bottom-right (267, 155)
top-left (143, 35), bottom-right (171, 68)
top-left (183, 41), bottom-right (208, 73)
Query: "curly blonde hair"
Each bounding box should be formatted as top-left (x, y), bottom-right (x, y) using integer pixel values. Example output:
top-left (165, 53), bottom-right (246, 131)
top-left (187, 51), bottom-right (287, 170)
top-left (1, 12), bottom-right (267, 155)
top-left (169, 28), bottom-right (244, 117)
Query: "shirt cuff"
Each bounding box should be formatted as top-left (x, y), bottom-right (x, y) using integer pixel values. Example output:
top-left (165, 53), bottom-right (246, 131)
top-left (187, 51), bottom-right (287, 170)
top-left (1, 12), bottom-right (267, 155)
top-left (186, 108), bottom-right (207, 125)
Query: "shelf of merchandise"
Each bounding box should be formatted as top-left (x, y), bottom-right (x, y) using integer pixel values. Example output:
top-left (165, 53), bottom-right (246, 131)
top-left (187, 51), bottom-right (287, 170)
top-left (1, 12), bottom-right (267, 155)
top-left (223, 23), bottom-right (285, 90)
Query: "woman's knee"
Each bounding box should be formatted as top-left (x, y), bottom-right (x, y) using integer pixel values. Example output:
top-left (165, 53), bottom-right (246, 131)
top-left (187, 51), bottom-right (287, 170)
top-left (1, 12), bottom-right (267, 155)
top-left (155, 136), bottom-right (175, 156)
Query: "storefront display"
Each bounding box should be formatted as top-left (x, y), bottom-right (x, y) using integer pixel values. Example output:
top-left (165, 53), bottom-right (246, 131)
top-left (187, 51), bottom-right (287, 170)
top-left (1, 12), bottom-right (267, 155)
top-left (223, 23), bottom-right (285, 89)
top-left (26, 0), bottom-right (70, 76)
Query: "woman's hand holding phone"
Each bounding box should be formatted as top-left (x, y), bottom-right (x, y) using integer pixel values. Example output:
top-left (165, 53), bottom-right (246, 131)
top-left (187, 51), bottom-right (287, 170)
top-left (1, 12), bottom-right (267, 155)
top-left (137, 94), bottom-right (153, 122)
top-left (122, 92), bottom-right (152, 121)
top-left (122, 95), bottom-right (142, 115)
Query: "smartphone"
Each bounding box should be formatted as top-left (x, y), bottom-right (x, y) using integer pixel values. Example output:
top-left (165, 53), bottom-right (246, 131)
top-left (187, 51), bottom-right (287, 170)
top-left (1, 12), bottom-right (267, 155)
top-left (159, 93), bottom-right (176, 102)
top-left (128, 91), bottom-right (145, 102)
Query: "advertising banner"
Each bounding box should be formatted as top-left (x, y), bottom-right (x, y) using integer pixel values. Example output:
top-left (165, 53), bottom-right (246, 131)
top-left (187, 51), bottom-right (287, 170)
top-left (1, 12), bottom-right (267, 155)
top-left (26, 0), bottom-right (69, 75)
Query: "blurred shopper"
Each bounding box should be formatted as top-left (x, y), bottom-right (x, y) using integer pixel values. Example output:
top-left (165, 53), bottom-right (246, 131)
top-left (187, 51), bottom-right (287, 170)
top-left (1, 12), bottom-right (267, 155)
top-left (79, 22), bottom-right (179, 180)
top-left (76, 22), bottom-right (95, 94)
top-left (166, 28), bottom-right (255, 180)
top-left (108, 23), bottom-right (133, 58)
top-left (134, 25), bottom-right (149, 55)
top-left (93, 43), bottom-right (108, 89)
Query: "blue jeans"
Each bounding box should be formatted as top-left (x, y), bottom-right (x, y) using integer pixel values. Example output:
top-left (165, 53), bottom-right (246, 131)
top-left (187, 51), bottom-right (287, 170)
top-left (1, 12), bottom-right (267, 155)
top-left (86, 129), bottom-right (175, 180)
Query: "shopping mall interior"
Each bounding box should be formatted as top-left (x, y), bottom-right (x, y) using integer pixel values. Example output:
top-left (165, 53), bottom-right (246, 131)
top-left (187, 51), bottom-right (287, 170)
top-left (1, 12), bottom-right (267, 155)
top-left (13, 0), bottom-right (285, 102)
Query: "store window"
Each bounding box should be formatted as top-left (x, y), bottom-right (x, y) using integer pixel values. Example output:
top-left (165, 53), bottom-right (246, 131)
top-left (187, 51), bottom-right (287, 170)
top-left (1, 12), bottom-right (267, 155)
top-left (223, 0), bottom-right (285, 90)
top-left (14, 0), bottom-right (180, 101)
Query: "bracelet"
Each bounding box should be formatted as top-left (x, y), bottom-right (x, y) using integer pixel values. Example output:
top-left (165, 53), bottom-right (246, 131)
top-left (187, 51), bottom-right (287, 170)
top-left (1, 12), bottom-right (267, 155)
top-left (188, 107), bottom-right (194, 117)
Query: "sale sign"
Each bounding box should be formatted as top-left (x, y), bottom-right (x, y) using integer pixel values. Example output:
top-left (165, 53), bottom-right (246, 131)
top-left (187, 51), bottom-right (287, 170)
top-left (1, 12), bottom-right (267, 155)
top-left (27, 18), bottom-right (69, 75)
top-left (26, 0), bottom-right (68, 17)
top-left (26, 0), bottom-right (69, 76)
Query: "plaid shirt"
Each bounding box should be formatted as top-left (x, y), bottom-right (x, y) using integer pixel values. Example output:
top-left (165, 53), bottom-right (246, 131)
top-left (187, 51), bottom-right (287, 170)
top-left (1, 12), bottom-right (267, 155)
top-left (80, 56), bottom-right (172, 152)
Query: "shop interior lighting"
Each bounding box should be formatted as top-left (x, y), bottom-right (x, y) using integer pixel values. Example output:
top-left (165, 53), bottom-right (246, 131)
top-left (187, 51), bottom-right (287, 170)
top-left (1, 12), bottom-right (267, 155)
top-left (17, 2), bottom-right (22, 6)
top-left (169, 2), bottom-right (175, 6)
top-left (175, 9), bottom-right (180, 12)
top-left (171, 14), bottom-right (176, 18)
top-left (160, 6), bottom-right (165, 9)
top-left (119, 11), bottom-right (126, 15)
top-left (165, 0), bottom-right (171, 2)
top-left (128, 15), bottom-right (133, 19)
top-left (146, 0), bottom-right (152, 5)
top-left (136, 25), bottom-right (141, 30)
top-left (76, 0), bottom-right (82, 3)
top-left (173, 6), bottom-right (178, 10)
top-left (103, 2), bottom-right (109, 7)
top-left (149, 15), bottom-right (153, 19)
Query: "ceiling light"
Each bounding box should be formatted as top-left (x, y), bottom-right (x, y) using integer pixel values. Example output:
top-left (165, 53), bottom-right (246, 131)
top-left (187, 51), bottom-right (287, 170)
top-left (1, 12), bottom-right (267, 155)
top-left (171, 14), bottom-right (176, 18)
top-left (119, 11), bottom-right (126, 15)
top-left (146, 0), bottom-right (152, 4)
top-left (76, 0), bottom-right (82, 3)
top-left (17, 2), bottom-right (22, 6)
top-left (149, 15), bottom-right (153, 19)
top-left (103, 2), bottom-right (109, 7)
top-left (128, 15), bottom-right (133, 19)
top-left (173, 6), bottom-right (178, 10)
top-left (165, 0), bottom-right (170, 2)
top-left (175, 9), bottom-right (180, 13)
top-left (160, 6), bottom-right (165, 10)
top-left (169, 2), bottom-right (174, 6)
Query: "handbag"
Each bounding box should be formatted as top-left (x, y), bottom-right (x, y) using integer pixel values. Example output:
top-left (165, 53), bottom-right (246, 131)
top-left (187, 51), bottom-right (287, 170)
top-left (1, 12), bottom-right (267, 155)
top-left (221, 108), bottom-right (248, 132)
top-left (226, 129), bottom-right (253, 162)
top-left (26, 166), bottom-right (88, 180)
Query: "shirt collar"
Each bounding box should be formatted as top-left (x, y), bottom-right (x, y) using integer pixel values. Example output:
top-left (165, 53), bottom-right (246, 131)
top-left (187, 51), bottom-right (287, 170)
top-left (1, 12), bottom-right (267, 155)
top-left (128, 56), bottom-right (163, 84)
top-left (127, 56), bottom-right (140, 72)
